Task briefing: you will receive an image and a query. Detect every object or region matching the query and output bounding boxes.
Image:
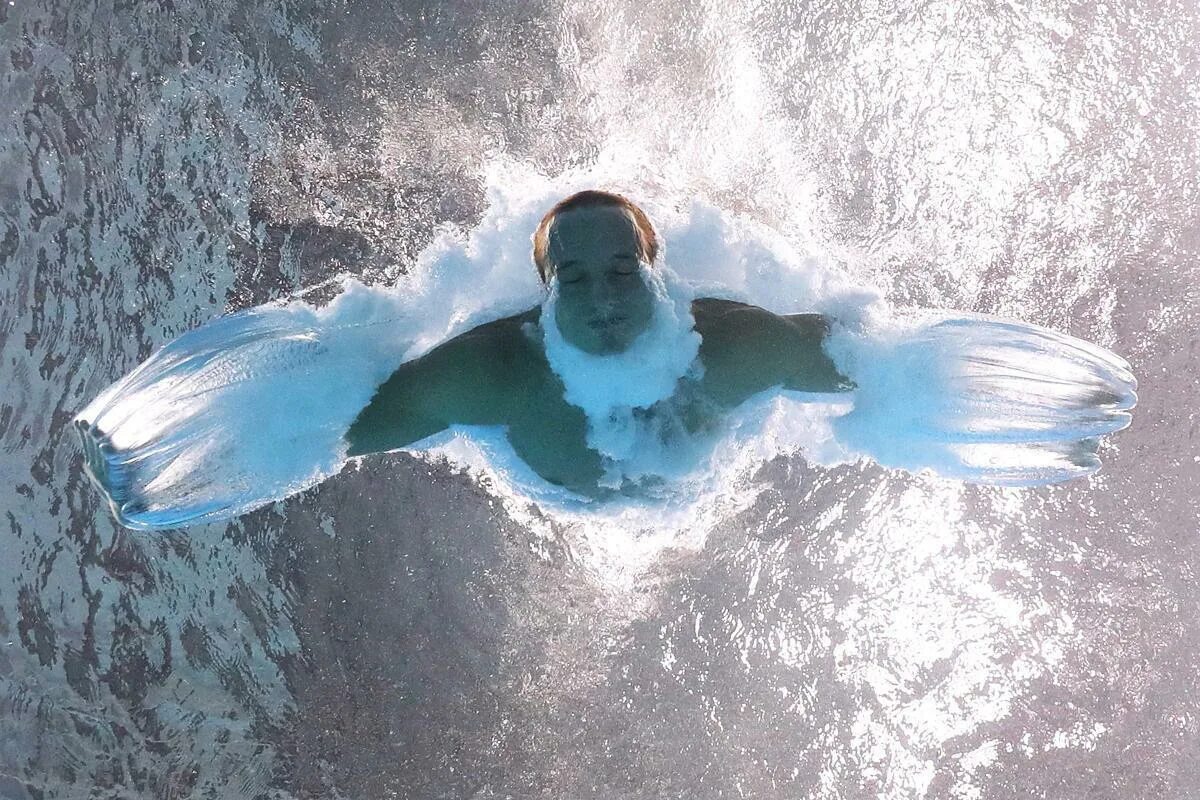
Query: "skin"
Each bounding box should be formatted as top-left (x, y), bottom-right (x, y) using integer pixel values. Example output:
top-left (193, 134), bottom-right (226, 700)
top-left (345, 204), bottom-right (855, 496)
top-left (549, 206), bottom-right (656, 354)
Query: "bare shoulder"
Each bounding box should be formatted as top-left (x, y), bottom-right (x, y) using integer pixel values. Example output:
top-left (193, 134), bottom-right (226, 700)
top-left (345, 307), bottom-right (545, 455)
top-left (400, 308), bottom-right (547, 417)
top-left (691, 297), bottom-right (847, 402)
top-left (426, 307), bottom-right (542, 370)
top-left (692, 298), bottom-right (829, 353)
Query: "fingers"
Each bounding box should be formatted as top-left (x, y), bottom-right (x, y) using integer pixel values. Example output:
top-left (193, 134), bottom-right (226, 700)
top-left (76, 419), bottom-right (117, 490)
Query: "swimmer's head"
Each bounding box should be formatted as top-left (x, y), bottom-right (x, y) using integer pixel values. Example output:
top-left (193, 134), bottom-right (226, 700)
top-left (532, 190), bottom-right (660, 355)
top-left (532, 190), bottom-right (659, 283)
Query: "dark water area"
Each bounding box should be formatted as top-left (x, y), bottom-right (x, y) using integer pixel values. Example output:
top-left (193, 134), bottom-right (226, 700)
top-left (2, 0), bottom-right (1199, 798)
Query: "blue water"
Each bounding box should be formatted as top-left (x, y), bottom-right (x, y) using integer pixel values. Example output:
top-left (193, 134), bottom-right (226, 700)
top-left (2, 1), bottom-right (1197, 798)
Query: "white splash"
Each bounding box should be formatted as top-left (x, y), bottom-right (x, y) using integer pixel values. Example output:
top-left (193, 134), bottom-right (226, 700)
top-left (74, 157), bottom-right (1136, 538)
top-left (540, 264), bottom-right (702, 479)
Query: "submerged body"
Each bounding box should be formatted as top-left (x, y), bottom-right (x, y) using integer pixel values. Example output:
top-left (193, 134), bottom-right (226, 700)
top-left (344, 299), bottom-right (852, 496)
top-left (346, 195), bottom-right (856, 496)
top-left (73, 190), bottom-right (1136, 530)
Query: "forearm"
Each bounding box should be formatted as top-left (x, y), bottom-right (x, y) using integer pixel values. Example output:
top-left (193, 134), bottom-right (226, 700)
top-left (344, 377), bottom-right (445, 457)
top-left (780, 313), bottom-right (855, 393)
top-left (783, 353), bottom-right (855, 393)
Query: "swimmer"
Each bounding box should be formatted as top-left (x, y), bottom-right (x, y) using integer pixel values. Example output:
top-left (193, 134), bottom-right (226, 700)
top-left (345, 190), bottom-right (854, 495)
top-left (75, 189), bottom-right (1134, 529)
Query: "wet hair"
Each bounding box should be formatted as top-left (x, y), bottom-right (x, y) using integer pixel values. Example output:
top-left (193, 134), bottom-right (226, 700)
top-left (532, 189), bottom-right (659, 284)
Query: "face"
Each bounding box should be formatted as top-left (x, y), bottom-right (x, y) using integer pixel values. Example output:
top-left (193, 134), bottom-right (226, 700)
top-left (548, 205), bottom-right (657, 355)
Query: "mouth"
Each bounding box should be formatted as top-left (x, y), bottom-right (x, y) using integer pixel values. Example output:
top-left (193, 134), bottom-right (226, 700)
top-left (590, 314), bottom-right (628, 331)
top-left (588, 315), bottom-right (627, 330)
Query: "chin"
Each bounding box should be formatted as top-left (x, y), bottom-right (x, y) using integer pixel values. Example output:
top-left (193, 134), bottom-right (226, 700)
top-left (595, 332), bottom-right (636, 354)
top-left (562, 326), bottom-right (637, 355)
top-left (578, 341), bottom-right (618, 356)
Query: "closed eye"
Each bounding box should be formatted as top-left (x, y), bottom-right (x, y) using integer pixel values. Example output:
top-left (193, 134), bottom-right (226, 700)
top-left (612, 255), bottom-right (638, 275)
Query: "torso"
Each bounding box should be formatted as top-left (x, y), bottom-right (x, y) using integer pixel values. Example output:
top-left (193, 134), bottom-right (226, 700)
top-left (347, 297), bottom-right (843, 497)
top-left (485, 300), bottom-right (759, 496)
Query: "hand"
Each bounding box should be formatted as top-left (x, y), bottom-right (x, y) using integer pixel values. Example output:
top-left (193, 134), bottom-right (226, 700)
top-left (76, 420), bottom-right (141, 514)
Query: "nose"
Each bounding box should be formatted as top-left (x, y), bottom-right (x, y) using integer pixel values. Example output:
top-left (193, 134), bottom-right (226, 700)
top-left (588, 272), bottom-right (619, 307)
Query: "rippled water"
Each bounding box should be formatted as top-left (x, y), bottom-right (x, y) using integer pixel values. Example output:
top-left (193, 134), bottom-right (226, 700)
top-left (2, 1), bottom-right (1198, 798)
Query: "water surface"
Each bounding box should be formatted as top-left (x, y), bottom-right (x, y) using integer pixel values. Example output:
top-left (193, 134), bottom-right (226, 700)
top-left (1, 0), bottom-right (1198, 797)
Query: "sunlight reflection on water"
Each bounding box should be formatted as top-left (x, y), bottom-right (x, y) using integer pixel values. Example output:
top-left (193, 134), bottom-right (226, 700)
top-left (1, 0), bottom-right (1197, 797)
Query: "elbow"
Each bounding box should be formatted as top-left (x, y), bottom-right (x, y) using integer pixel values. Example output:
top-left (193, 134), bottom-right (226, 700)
top-left (343, 425), bottom-right (370, 458)
top-left (344, 406), bottom-right (384, 457)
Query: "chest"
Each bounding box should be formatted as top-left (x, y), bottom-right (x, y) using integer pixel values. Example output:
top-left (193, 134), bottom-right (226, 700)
top-left (503, 364), bottom-right (720, 493)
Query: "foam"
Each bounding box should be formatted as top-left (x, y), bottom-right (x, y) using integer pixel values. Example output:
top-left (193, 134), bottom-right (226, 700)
top-left (74, 157), bottom-right (1137, 536)
top-left (824, 308), bottom-right (1138, 485)
top-left (540, 264), bottom-right (706, 485)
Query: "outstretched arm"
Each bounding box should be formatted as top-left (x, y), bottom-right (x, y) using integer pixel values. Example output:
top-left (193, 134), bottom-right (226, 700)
top-left (778, 312), bottom-right (854, 393)
top-left (345, 319), bottom-right (523, 457)
top-left (692, 298), bottom-right (853, 408)
top-left (344, 357), bottom-right (448, 457)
